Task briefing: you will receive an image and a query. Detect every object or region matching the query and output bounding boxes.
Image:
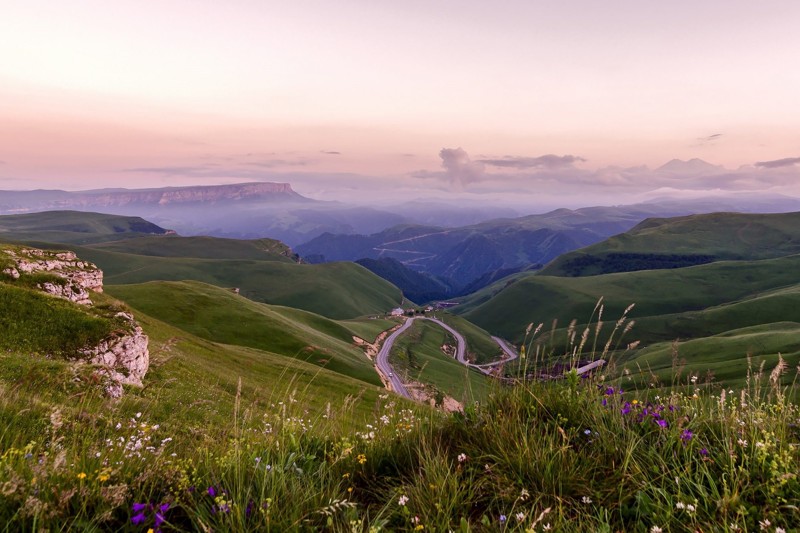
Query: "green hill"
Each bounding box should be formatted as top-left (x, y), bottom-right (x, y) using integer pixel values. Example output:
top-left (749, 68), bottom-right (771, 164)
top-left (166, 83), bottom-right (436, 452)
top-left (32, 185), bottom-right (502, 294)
top-left (0, 210), bottom-right (168, 244)
top-left (91, 234), bottom-right (297, 261)
top-left (1, 211), bottom-right (404, 319)
top-left (542, 211), bottom-right (800, 276)
top-left (459, 254), bottom-right (800, 343)
top-left (107, 281), bottom-right (383, 385)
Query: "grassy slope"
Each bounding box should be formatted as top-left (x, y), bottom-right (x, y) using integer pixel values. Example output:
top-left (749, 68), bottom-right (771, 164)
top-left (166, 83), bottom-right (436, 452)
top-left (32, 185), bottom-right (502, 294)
top-left (107, 281), bottom-right (383, 385)
top-left (460, 254), bottom-right (800, 343)
top-left (618, 322), bottom-right (800, 388)
top-left (90, 234), bottom-right (296, 261)
top-left (389, 319), bottom-right (489, 402)
top-left (55, 246), bottom-right (403, 320)
top-left (541, 211), bottom-right (800, 276)
top-left (432, 313), bottom-right (503, 364)
top-left (0, 295), bottom-right (387, 449)
top-left (0, 210), bottom-right (167, 244)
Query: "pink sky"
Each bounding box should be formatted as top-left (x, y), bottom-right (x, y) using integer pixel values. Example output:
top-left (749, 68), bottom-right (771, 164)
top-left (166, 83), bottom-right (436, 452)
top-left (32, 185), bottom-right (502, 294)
top-left (2, 0), bottom-right (799, 204)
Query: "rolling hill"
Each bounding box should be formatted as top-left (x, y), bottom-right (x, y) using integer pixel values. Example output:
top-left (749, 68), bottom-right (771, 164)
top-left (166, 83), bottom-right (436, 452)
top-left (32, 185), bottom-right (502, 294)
top-left (541, 211), bottom-right (800, 276)
top-left (0, 211), bottom-right (405, 319)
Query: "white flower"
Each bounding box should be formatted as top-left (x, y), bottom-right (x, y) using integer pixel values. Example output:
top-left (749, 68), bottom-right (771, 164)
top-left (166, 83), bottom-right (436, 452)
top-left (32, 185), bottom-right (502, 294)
top-left (775, 528), bottom-right (786, 533)
top-left (135, 412), bottom-right (142, 418)
top-left (686, 504), bottom-right (696, 513)
top-left (738, 438), bottom-right (748, 447)
top-left (651, 527), bottom-right (663, 533)
top-left (457, 453), bottom-right (467, 463)
top-left (675, 502), bottom-right (686, 510)
top-left (759, 519), bottom-right (771, 530)
top-left (515, 512), bottom-right (525, 522)
top-left (581, 496), bottom-right (592, 504)
top-left (398, 495), bottom-right (409, 506)
top-left (543, 525), bottom-right (551, 531)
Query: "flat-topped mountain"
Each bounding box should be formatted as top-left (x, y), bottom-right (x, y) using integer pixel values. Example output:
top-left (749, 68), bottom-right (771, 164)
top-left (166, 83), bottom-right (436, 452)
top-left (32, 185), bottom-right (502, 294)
top-left (0, 182), bottom-right (304, 212)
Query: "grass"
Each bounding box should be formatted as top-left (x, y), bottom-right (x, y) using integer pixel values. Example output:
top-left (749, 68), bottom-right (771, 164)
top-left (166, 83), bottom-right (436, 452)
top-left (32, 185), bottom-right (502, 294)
top-left (541, 211), bottom-right (800, 276)
top-left (61, 246), bottom-right (404, 320)
top-left (432, 312), bottom-right (504, 364)
top-left (460, 254), bottom-right (800, 344)
top-left (1, 333), bottom-right (798, 531)
top-left (107, 281), bottom-right (384, 385)
top-left (0, 210), bottom-right (168, 244)
top-left (388, 319), bottom-right (490, 404)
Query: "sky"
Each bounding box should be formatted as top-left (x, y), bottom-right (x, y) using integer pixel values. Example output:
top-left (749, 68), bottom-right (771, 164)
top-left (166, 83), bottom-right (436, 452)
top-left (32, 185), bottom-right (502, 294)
top-left (1, 0), bottom-right (799, 206)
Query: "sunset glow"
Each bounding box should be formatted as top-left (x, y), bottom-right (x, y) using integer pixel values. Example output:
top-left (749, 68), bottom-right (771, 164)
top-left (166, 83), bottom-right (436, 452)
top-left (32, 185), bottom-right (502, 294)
top-left (2, 0), bottom-right (800, 205)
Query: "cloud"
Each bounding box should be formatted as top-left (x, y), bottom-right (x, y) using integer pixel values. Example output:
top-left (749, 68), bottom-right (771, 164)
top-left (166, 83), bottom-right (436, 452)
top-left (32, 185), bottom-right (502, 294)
top-left (754, 156), bottom-right (800, 169)
top-left (320, 150), bottom-right (341, 155)
top-left (478, 154), bottom-right (586, 169)
top-left (439, 147), bottom-right (486, 191)
top-left (692, 133), bottom-right (723, 147)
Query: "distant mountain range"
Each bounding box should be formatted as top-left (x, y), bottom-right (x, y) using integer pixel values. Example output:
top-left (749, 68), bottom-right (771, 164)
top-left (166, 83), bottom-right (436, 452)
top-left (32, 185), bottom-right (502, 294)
top-left (296, 196), bottom-right (800, 298)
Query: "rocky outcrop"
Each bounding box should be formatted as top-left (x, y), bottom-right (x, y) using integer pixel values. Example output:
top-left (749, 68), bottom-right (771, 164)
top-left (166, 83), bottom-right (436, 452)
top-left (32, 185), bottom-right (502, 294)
top-left (2, 246), bottom-right (149, 397)
top-left (82, 312), bottom-right (150, 398)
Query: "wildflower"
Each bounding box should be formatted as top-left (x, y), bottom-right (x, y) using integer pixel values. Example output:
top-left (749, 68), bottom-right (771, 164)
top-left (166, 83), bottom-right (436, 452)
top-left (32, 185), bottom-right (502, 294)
top-left (656, 418), bottom-right (668, 428)
top-left (582, 496), bottom-right (592, 504)
top-left (651, 527), bottom-right (663, 533)
top-left (515, 512), bottom-right (526, 522)
top-left (699, 448), bottom-right (709, 456)
top-left (131, 511), bottom-right (147, 525)
top-left (680, 429), bottom-right (693, 442)
top-left (675, 502), bottom-right (686, 510)
top-left (737, 438), bottom-right (748, 447)
top-left (621, 403), bottom-right (631, 415)
top-left (631, 399), bottom-right (639, 405)
top-left (543, 525), bottom-right (551, 531)
top-left (520, 488), bottom-right (530, 500)
top-left (776, 528), bottom-right (786, 533)
top-left (499, 514), bottom-right (507, 523)
top-left (357, 454), bottom-right (367, 465)
top-left (686, 504), bottom-right (696, 513)
top-left (457, 453), bottom-right (467, 463)
top-left (136, 412), bottom-right (142, 418)
top-left (759, 519), bottom-right (771, 530)
top-left (76, 472), bottom-right (87, 480)
top-left (583, 429), bottom-right (591, 435)
top-left (208, 486), bottom-right (217, 497)
top-left (398, 495), bottom-right (409, 506)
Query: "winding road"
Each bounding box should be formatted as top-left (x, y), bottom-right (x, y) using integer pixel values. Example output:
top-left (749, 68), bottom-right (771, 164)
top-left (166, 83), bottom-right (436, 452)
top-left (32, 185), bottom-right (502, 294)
top-left (374, 316), bottom-right (520, 398)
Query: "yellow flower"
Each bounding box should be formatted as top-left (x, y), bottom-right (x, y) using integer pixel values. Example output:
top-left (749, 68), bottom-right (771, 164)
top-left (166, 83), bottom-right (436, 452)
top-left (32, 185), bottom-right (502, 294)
top-left (414, 525), bottom-right (424, 531)
top-left (76, 472), bottom-right (87, 480)
top-left (357, 454), bottom-right (367, 465)
top-left (98, 473), bottom-right (110, 482)
top-left (631, 399), bottom-right (639, 405)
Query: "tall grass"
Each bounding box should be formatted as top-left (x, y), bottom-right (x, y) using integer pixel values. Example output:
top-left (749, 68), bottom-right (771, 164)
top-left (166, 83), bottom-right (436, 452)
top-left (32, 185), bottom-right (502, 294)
top-left (1, 311), bottom-right (799, 531)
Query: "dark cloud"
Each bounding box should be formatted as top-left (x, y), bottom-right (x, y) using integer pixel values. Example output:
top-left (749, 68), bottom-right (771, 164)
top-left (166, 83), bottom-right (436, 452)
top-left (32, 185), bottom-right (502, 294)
top-left (478, 154), bottom-right (586, 169)
top-left (439, 148), bottom-right (486, 191)
top-left (755, 157), bottom-right (800, 169)
top-left (320, 150), bottom-right (341, 155)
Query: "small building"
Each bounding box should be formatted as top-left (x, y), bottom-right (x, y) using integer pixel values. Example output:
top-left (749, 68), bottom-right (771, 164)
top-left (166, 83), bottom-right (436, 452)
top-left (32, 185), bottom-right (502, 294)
top-left (389, 308), bottom-right (404, 317)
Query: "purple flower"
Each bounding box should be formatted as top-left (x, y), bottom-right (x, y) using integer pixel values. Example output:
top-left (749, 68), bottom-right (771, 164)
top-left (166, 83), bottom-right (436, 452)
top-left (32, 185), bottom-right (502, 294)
top-left (246, 500), bottom-right (255, 518)
top-left (605, 387), bottom-right (615, 396)
top-left (656, 419), bottom-right (668, 428)
top-left (132, 502), bottom-right (148, 513)
top-left (499, 514), bottom-right (507, 523)
top-left (131, 512), bottom-right (146, 525)
top-left (601, 398), bottom-right (607, 407)
top-left (621, 403), bottom-right (631, 415)
top-left (208, 486), bottom-right (216, 497)
top-left (159, 503), bottom-right (170, 513)
top-left (699, 448), bottom-right (709, 456)
top-left (680, 429), bottom-right (693, 442)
